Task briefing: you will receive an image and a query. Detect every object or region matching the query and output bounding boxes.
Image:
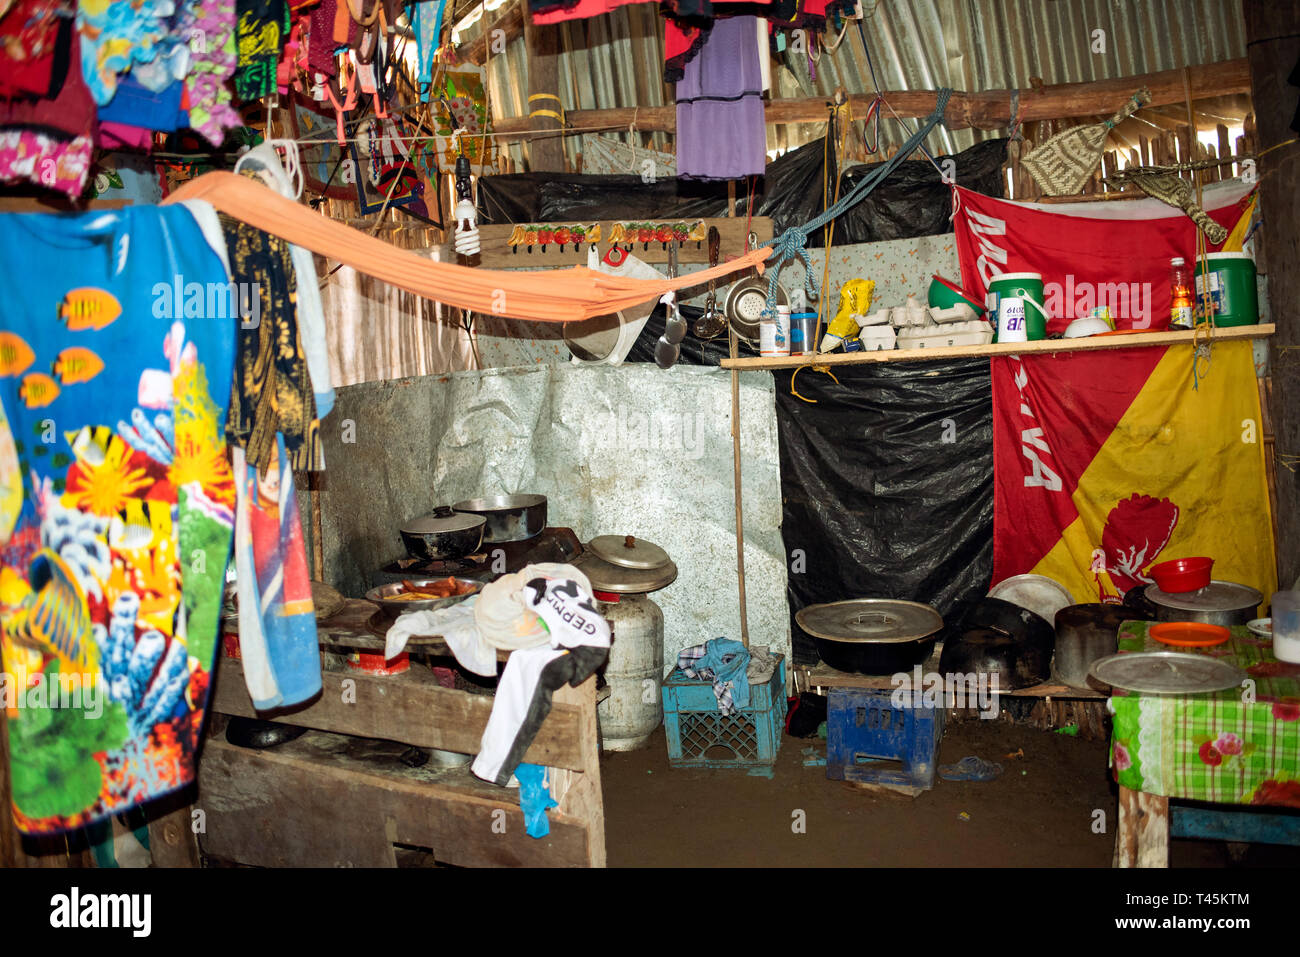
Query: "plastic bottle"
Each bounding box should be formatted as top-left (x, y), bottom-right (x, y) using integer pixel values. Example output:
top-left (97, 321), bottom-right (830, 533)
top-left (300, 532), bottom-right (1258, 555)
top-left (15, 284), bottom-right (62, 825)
top-left (1169, 257), bottom-right (1193, 329)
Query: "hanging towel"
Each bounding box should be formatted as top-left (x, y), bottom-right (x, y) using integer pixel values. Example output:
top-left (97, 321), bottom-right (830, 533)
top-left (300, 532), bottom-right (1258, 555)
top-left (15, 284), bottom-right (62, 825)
top-left (231, 434), bottom-right (321, 710)
top-left (0, 205), bottom-right (235, 834)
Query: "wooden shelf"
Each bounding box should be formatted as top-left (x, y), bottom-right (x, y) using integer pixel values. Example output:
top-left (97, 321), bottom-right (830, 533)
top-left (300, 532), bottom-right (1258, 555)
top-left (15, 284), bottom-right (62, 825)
top-left (795, 658), bottom-right (1107, 700)
top-left (720, 323), bottom-right (1274, 370)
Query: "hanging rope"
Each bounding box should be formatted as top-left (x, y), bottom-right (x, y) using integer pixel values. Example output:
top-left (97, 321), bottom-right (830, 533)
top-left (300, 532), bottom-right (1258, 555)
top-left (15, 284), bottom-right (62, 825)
top-left (760, 87), bottom-right (953, 316)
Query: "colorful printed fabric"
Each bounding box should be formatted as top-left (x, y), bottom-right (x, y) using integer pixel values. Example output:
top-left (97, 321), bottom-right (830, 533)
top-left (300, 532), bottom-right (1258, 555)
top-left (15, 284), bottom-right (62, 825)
top-left (231, 439), bottom-right (320, 710)
top-left (234, 0), bottom-right (289, 101)
top-left (1110, 622), bottom-right (1300, 807)
top-left (0, 0), bottom-right (66, 98)
top-left (181, 0), bottom-right (241, 145)
top-left (989, 341), bottom-right (1276, 608)
top-left (0, 205), bottom-right (236, 834)
top-left (76, 0), bottom-right (174, 106)
top-left (0, 130), bottom-right (93, 199)
top-left (219, 209), bottom-right (323, 473)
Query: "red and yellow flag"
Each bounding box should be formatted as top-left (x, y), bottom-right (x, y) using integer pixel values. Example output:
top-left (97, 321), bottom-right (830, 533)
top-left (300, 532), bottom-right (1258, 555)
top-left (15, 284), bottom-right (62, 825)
top-left (992, 341), bottom-right (1276, 605)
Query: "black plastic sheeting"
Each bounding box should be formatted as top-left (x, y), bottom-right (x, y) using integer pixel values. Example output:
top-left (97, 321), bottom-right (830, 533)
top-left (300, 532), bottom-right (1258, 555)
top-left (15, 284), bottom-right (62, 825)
top-left (477, 137), bottom-right (1007, 245)
top-left (772, 361), bottom-right (994, 665)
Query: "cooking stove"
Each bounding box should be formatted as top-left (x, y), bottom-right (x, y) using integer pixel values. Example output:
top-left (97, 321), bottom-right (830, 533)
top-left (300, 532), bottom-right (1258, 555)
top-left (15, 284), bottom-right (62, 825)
top-left (373, 527), bottom-right (584, 586)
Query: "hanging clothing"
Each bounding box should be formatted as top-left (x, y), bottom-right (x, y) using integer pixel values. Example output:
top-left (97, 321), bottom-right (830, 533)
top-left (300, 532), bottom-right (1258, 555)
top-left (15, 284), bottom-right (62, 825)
top-left (674, 15), bottom-right (767, 181)
top-left (0, 205), bottom-right (236, 835)
top-left (0, 20), bottom-right (97, 197)
top-left (231, 438), bottom-right (321, 710)
top-left (530, 0), bottom-right (642, 26)
top-left (184, 0), bottom-right (243, 146)
top-left (471, 644), bottom-right (608, 786)
top-left (234, 0), bottom-right (290, 100)
top-left (219, 207), bottom-right (324, 474)
top-left (235, 143), bottom-right (335, 418)
top-left (0, 0), bottom-right (66, 99)
top-left (76, 0), bottom-right (173, 106)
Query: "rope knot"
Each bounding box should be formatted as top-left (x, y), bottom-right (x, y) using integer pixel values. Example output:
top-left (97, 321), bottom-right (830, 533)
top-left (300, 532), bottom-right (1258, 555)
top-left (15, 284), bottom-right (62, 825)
top-left (763, 228), bottom-right (819, 316)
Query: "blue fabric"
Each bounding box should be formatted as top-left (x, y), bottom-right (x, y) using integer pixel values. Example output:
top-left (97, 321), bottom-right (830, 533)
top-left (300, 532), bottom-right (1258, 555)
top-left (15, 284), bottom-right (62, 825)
top-left (695, 637), bottom-right (752, 710)
top-left (516, 763), bottom-right (557, 839)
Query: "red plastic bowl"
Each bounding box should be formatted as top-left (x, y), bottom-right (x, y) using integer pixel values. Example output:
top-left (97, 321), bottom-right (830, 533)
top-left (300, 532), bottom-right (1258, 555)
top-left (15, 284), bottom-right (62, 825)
top-left (1148, 557), bottom-right (1214, 593)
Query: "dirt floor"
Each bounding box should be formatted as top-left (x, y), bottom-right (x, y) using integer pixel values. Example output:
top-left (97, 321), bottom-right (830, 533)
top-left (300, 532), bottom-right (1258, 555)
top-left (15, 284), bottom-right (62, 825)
top-left (600, 718), bottom-right (1300, 867)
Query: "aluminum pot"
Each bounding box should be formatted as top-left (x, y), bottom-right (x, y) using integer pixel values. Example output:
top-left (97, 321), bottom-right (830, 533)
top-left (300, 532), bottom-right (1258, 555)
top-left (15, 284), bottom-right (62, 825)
top-left (399, 507), bottom-right (485, 561)
top-left (807, 629), bottom-right (937, 675)
top-left (453, 494), bottom-right (547, 543)
top-left (1146, 580), bottom-right (1263, 628)
top-left (1054, 603), bottom-right (1154, 691)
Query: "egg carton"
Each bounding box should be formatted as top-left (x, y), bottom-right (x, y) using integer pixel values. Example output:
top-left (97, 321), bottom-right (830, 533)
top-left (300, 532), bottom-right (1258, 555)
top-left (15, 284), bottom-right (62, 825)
top-left (896, 320), bottom-right (994, 350)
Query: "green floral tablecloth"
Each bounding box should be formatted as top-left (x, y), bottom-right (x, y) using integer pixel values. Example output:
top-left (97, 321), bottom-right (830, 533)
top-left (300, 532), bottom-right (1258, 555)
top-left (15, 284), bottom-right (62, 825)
top-left (1109, 621), bottom-right (1300, 807)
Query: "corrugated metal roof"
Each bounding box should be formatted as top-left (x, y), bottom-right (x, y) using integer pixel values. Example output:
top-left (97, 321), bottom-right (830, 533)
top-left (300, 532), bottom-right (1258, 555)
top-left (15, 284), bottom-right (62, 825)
top-left (453, 0), bottom-right (1247, 167)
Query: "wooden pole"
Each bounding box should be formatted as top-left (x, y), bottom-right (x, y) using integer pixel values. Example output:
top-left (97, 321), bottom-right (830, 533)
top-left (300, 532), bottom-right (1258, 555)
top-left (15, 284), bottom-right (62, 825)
top-left (522, 8), bottom-right (565, 172)
top-left (1243, 0), bottom-right (1300, 588)
top-left (488, 58), bottom-right (1252, 141)
top-left (728, 198), bottom-right (750, 648)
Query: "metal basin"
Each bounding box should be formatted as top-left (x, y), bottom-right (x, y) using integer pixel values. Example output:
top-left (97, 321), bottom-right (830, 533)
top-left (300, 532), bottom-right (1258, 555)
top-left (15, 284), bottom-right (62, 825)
top-left (453, 494), bottom-right (547, 543)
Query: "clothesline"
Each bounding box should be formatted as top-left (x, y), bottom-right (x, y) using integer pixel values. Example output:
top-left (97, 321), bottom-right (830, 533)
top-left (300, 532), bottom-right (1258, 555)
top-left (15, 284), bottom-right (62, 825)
top-left (163, 171), bottom-right (773, 323)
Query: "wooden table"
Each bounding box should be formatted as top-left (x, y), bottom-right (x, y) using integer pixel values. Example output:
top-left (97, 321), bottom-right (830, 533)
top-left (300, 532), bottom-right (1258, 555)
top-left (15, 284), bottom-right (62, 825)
top-left (187, 600), bottom-right (607, 867)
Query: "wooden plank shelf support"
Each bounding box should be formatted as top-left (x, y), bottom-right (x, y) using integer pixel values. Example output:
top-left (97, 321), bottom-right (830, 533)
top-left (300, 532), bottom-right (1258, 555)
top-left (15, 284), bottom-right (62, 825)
top-left (721, 324), bottom-right (1275, 370)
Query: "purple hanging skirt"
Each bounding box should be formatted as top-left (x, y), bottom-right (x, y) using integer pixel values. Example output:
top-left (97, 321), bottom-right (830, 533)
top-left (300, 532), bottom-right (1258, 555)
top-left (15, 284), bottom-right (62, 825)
top-left (675, 16), bottom-right (767, 181)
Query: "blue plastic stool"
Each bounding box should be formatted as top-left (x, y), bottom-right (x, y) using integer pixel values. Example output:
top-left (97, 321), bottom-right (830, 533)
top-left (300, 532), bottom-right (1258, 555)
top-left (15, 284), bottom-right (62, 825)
top-left (826, 687), bottom-right (944, 793)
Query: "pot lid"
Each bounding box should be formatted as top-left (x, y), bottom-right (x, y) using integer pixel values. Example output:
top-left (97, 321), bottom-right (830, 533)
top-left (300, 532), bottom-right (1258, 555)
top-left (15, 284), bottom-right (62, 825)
top-left (402, 506), bottom-right (485, 535)
top-left (1088, 651), bottom-right (1245, 695)
top-left (1145, 580), bottom-right (1263, 613)
top-left (589, 534), bottom-right (670, 570)
top-left (988, 574), bottom-right (1074, 625)
top-left (573, 551), bottom-right (677, 594)
top-left (796, 599), bottom-right (943, 644)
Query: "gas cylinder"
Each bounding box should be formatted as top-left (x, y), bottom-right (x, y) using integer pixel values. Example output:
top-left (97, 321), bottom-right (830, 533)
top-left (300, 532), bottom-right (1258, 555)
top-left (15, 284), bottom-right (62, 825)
top-left (596, 593), bottom-right (665, 751)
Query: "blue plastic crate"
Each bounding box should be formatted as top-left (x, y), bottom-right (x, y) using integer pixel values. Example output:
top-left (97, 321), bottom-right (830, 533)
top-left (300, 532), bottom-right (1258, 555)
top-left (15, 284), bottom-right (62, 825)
top-left (826, 687), bottom-right (944, 792)
top-left (662, 655), bottom-right (786, 768)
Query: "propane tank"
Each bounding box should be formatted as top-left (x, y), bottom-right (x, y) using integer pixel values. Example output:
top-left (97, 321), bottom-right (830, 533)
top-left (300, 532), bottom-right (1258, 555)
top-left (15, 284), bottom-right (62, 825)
top-left (596, 593), bottom-right (665, 751)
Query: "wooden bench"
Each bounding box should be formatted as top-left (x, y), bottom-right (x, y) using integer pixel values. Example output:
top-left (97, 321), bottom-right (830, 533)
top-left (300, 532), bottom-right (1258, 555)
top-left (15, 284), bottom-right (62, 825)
top-left (178, 600), bottom-right (606, 867)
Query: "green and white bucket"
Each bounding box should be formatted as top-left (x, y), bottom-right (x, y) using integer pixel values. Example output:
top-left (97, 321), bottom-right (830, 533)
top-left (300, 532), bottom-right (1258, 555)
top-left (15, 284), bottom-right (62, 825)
top-left (988, 272), bottom-right (1047, 343)
top-left (1193, 252), bottom-right (1258, 327)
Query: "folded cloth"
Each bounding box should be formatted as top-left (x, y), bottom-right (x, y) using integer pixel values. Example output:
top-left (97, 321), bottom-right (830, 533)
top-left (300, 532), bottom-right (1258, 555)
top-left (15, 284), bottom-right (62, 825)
top-left (746, 644), bottom-right (779, 684)
top-left (678, 638), bottom-right (751, 715)
top-left (384, 595), bottom-right (495, 676)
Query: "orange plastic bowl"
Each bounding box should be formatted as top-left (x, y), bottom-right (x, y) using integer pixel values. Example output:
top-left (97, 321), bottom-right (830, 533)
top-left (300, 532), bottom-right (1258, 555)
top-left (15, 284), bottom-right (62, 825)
top-left (1150, 622), bottom-right (1231, 648)
top-left (1148, 557), bottom-right (1213, 593)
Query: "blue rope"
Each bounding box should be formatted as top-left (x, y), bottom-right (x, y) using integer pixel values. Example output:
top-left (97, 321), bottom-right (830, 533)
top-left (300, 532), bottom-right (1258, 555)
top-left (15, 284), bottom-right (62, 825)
top-left (761, 87), bottom-right (953, 315)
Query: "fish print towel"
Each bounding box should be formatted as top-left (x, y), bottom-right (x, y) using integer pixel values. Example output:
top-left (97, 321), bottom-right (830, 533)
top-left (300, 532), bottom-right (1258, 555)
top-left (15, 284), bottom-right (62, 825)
top-left (0, 205), bottom-right (236, 835)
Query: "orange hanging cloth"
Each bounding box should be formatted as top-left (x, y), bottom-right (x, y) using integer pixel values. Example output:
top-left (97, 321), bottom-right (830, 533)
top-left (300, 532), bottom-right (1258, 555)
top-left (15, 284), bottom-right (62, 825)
top-left (163, 172), bottom-right (772, 323)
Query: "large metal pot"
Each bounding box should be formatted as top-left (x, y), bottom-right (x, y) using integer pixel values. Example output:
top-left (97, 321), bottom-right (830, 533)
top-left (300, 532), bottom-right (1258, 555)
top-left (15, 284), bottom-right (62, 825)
top-left (1146, 580), bottom-right (1262, 627)
top-left (1054, 603), bottom-right (1154, 691)
top-left (796, 599), bottom-right (942, 675)
top-left (399, 507), bottom-right (485, 561)
top-left (453, 494), bottom-right (547, 543)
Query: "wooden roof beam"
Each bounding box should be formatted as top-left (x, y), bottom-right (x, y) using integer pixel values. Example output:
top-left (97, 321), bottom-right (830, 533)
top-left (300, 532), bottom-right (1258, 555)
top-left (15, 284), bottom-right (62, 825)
top-left (487, 57), bottom-right (1250, 142)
